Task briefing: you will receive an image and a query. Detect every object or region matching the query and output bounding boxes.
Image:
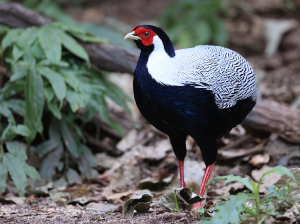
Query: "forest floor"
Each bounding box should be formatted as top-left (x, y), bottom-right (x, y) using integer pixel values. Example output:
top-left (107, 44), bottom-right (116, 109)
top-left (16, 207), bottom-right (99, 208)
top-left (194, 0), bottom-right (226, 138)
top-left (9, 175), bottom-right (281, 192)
top-left (1, 0), bottom-right (300, 223)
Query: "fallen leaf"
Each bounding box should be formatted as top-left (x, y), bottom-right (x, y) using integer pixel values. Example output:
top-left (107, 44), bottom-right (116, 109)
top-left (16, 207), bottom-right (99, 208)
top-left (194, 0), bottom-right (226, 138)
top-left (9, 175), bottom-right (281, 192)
top-left (86, 202), bottom-right (118, 212)
top-left (137, 175), bottom-right (175, 191)
top-left (68, 196), bottom-right (93, 205)
top-left (276, 205), bottom-right (299, 223)
top-left (273, 168), bottom-right (300, 210)
top-left (252, 165), bottom-right (281, 192)
top-left (209, 182), bottom-right (245, 196)
top-left (264, 19), bottom-right (298, 57)
top-left (249, 154), bottom-right (270, 166)
top-left (180, 159), bottom-right (204, 184)
top-left (116, 129), bottom-right (137, 152)
top-left (107, 164), bottom-right (141, 192)
top-left (26, 180), bottom-right (53, 196)
top-left (0, 196), bottom-right (26, 204)
top-left (138, 139), bottom-right (172, 161)
top-left (50, 191), bottom-right (70, 206)
top-left (157, 182), bottom-right (203, 211)
top-left (123, 192), bottom-right (152, 218)
top-left (95, 153), bottom-right (118, 169)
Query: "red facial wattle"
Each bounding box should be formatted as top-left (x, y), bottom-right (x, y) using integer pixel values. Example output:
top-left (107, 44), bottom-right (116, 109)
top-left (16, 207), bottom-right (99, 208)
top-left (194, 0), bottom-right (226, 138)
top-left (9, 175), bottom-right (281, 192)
top-left (133, 27), bottom-right (157, 46)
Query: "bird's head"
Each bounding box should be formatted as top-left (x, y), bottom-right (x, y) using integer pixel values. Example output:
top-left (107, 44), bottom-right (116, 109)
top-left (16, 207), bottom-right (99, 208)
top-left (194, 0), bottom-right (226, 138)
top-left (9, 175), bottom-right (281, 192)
top-left (124, 25), bottom-right (175, 57)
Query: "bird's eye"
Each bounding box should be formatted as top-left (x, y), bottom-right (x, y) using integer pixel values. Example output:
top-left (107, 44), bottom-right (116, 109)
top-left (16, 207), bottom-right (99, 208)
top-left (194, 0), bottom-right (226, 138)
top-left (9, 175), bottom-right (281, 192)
top-left (144, 31), bottom-right (149, 36)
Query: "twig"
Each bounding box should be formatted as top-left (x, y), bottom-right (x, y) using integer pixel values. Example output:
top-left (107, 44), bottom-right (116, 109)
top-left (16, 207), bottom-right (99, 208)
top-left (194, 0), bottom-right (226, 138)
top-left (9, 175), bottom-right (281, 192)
top-left (83, 131), bottom-right (122, 157)
top-left (219, 134), bottom-right (252, 151)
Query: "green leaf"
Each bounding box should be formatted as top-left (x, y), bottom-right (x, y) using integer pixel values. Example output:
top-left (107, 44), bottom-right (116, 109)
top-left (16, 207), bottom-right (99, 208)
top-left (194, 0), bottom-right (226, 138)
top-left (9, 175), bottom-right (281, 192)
top-left (58, 68), bottom-right (80, 91)
top-left (49, 116), bottom-right (61, 142)
top-left (30, 39), bottom-right (45, 59)
top-left (71, 32), bottom-right (106, 43)
top-left (195, 20), bottom-right (211, 45)
top-left (15, 125), bottom-right (31, 137)
top-left (2, 29), bottom-right (22, 51)
top-left (38, 26), bottom-right (61, 63)
top-left (39, 67), bottom-right (66, 104)
top-left (2, 153), bottom-right (27, 196)
top-left (6, 142), bottom-right (40, 180)
top-left (23, 164), bottom-right (40, 180)
top-left (0, 104), bottom-right (16, 125)
top-left (47, 98), bottom-right (62, 119)
top-left (263, 166), bottom-right (296, 183)
top-left (44, 86), bottom-right (54, 103)
top-left (3, 99), bottom-right (26, 116)
top-left (12, 45), bottom-right (24, 61)
top-left (39, 142), bottom-right (63, 181)
top-left (201, 193), bottom-right (255, 224)
top-left (60, 120), bottom-right (80, 157)
top-left (10, 65), bottom-right (28, 82)
top-left (0, 80), bottom-right (24, 101)
top-left (0, 163), bottom-right (8, 192)
top-left (78, 144), bottom-right (97, 178)
top-left (0, 124), bottom-right (17, 141)
top-left (24, 69), bottom-right (44, 143)
top-left (0, 25), bottom-right (9, 37)
top-left (35, 139), bottom-right (59, 157)
top-left (209, 15), bottom-right (227, 46)
top-left (208, 175), bottom-right (254, 192)
top-left (6, 141), bottom-right (27, 161)
top-left (0, 124), bottom-right (30, 142)
top-left (91, 97), bottom-right (124, 135)
top-left (66, 168), bottom-right (81, 184)
top-left (55, 29), bottom-right (90, 65)
top-left (51, 22), bottom-right (85, 34)
top-left (66, 90), bottom-right (89, 112)
top-left (20, 27), bottom-right (38, 46)
top-left (36, 1), bottom-right (76, 25)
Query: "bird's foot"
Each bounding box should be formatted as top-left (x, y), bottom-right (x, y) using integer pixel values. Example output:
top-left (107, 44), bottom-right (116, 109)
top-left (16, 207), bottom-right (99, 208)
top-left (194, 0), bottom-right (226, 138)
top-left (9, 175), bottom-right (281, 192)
top-left (192, 202), bottom-right (202, 209)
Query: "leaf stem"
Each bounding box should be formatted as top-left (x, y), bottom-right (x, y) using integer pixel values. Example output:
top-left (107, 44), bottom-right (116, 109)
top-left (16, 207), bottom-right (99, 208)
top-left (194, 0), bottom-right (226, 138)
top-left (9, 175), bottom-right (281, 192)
top-left (173, 191), bottom-right (180, 213)
top-left (287, 184), bottom-right (300, 212)
top-left (0, 144), bottom-right (3, 162)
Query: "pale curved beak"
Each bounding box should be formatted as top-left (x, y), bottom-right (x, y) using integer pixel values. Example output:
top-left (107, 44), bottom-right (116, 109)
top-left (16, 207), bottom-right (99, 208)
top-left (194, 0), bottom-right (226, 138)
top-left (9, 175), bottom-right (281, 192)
top-left (124, 32), bottom-right (141, 41)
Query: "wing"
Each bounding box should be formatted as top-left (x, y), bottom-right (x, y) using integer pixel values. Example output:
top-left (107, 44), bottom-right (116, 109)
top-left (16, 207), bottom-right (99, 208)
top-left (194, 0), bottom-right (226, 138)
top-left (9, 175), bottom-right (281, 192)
top-left (176, 45), bottom-right (257, 109)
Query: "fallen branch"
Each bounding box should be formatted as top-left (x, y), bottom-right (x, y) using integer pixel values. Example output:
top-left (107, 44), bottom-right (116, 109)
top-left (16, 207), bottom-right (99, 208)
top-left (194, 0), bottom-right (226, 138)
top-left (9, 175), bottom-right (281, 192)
top-left (243, 99), bottom-right (300, 144)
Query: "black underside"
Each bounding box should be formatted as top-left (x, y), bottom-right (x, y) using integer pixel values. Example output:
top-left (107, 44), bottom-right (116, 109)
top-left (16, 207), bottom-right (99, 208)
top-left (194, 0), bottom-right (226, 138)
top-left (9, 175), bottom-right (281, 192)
top-left (134, 51), bottom-right (256, 167)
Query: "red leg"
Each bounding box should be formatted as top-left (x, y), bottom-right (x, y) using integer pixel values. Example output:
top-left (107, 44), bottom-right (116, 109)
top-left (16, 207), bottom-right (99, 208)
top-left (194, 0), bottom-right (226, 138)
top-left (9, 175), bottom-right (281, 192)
top-left (192, 163), bottom-right (215, 209)
top-left (178, 160), bottom-right (186, 188)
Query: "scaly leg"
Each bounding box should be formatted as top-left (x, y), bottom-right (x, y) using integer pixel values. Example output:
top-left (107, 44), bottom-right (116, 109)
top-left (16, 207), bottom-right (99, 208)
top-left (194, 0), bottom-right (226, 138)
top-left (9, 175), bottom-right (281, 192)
top-left (178, 160), bottom-right (186, 188)
top-left (192, 163), bottom-right (215, 209)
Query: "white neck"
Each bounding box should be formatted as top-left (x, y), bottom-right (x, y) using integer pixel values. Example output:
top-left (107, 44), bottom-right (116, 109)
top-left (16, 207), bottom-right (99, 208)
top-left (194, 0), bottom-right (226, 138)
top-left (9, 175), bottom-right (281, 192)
top-left (146, 36), bottom-right (181, 86)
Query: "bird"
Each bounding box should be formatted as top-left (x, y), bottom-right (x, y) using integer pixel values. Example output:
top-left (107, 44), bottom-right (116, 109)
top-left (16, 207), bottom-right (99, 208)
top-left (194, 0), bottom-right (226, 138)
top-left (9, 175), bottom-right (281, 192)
top-left (124, 25), bottom-right (257, 208)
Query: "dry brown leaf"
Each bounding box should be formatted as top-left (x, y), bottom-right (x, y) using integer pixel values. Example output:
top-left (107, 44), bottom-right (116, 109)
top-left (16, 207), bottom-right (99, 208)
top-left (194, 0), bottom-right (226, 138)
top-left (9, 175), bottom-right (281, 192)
top-left (116, 129), bottom-right (138, 152)
top-left (210, 182), bottom-right (245, 196)
top-left (251, 165), bottom-right (281, 192)
top-left (180, 159), bottom-right (204, 184)
top-left (86, 202), bottom-right (119, 212)
top-left (138, 139), bottom-right (172, 161)
top-left (249, 154), bottom-right (270, 166)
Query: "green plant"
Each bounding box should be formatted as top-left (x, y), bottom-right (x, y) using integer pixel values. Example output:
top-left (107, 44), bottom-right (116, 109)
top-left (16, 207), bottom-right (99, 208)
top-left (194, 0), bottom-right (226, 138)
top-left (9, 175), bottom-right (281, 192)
top-left (174, 191), bottom-right (180, 213)
top-left (159, 0), bottom-right (227, 48)
top-left (22, 0), bottom-right (135, 48)
top-left (200, 166), bottom-right (298, 224)
top-left (0, 22), bottom-right (130, 194)
top-left (0, 142), bottom-right (40, 196)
